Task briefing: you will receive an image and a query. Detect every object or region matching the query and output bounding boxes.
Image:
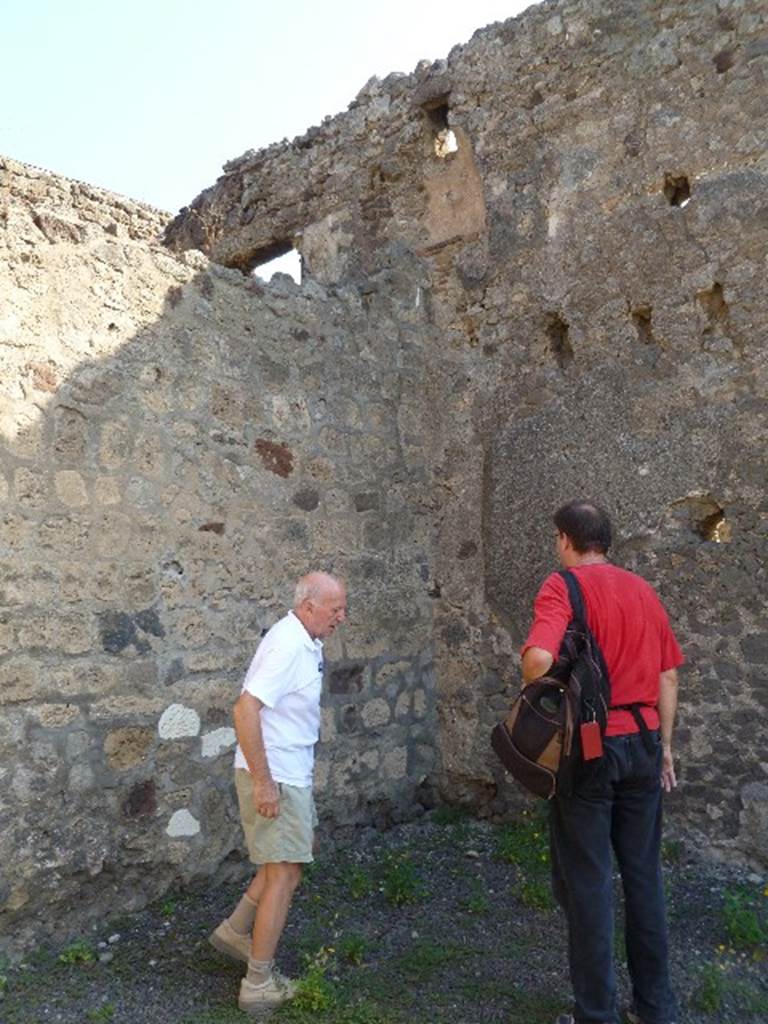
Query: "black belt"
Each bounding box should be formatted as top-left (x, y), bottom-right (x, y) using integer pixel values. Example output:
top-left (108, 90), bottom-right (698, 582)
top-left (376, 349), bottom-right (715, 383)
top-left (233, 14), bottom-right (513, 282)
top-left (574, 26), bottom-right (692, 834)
top-left (610, 702), bottom-right (657, 755)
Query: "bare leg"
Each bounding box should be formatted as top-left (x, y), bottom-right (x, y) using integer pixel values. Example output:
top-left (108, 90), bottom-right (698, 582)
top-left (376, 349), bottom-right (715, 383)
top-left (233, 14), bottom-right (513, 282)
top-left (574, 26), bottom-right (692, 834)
top-left (246, 865), bottom-right (268, 906)
top-left (250, 862), bottom-right (302, 962)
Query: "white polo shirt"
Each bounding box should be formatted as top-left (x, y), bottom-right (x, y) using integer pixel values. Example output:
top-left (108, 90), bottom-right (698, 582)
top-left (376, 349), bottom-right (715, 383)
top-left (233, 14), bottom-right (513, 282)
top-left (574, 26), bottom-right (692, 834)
top-left (234, 610), bottom-right (323, 787)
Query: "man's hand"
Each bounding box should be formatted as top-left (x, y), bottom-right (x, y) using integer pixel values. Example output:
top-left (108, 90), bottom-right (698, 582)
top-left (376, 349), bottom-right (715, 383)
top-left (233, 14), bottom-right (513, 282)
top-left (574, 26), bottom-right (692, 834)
top-left (253, 777), bottom-right (280, 818)
top-left (661, 745), bottom-right (677, 793)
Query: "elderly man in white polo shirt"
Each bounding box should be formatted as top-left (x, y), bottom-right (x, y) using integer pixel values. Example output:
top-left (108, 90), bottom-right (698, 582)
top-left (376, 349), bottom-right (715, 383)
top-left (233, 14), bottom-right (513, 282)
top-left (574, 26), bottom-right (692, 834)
top-left (209, 571), bottom-right (347, 1014)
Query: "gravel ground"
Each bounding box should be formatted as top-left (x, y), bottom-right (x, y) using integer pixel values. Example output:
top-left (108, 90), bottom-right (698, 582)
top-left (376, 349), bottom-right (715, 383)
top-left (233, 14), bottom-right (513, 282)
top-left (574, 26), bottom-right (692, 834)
top-left (2, 809), bottom-right (766, 1024)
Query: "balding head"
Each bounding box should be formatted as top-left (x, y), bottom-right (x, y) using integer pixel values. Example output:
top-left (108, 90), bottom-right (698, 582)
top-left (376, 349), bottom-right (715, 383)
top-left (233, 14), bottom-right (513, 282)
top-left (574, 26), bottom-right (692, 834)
top-left (293, 572), bottom-right (347, 640)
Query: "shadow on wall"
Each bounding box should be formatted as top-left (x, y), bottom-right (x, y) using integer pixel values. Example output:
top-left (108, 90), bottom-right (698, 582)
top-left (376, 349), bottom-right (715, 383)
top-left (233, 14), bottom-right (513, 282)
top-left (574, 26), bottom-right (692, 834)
top-left (0, 209), bottom-right (441, 956)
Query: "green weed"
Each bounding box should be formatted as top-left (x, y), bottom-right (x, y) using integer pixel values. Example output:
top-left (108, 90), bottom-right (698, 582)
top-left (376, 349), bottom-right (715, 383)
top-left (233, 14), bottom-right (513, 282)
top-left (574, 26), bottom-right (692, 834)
top-left (661, 838), bottom-right (684, 864)
top-left (520, 878), bottom-right (555, 911)
top-left (723, 886), bottom-right (767, 950)
top-left (58, 940), bottom-right (96, 965)
top-left (293, 969), bottom-right (335, 1013)
top-left (381, 852), bottom-right (424, 907)
top-left (395, 940), bottom-right (462, 981)
top-left (496, 808), bottom-right (553, 911)
top-left (181, 1007), bottom-right (249, 1024)
top-left (690, 962), bottom-right (725, 1013)
top-left (431, 805), bottom-right (469, 826)
top-left (344, 865), bottom-right (374, 901)
top-left (88, 1004), bottom-right (116, 1023)
top-left (461, 888), bottom-right (490, 915)
top-left (338, 933), bottom-right (367, 965)
top-left (160, 897), bottom-right (177, 917)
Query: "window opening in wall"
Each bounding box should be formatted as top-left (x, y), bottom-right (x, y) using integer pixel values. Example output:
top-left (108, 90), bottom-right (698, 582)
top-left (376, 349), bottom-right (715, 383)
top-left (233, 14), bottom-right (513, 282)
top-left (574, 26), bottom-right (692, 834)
top-left (663, 173), bottom-right (691, 207)
top-left (249, 240), bottom-right (302, 283)
top-left (423, 99), bottom-right (459, 159)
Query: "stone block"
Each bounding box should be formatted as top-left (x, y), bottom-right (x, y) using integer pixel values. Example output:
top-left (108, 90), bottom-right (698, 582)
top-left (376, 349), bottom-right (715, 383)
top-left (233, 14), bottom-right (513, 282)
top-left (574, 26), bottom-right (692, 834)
top-left (361, 698), bottom-right (391, 728)
top-left (158, 703), bottom-right (201, 740)
top-left (383, 746), bottom-right (408, 780)
top-left (395, 691), bottom-right (412, 718)
top-left (14, 466), bottom-right (46, 509)
top-left (94, 475), bottom-right (122, 506)
top-left (0, 659), bottom-right (41, 704)
top-left (88, 696), bottom-right (167, 723)
top-left (201, 727), bottom-right (236, 758)
top-left (320, 707), bottom-right (336, 742)
top-left (104, 727), bottom-right (155, 770)
top-left (34, 703), bottom-right (81, 729)
top-left (737, 782), bottom-right (768, 863)
top-left (54, 470), bottom-right (88, 507)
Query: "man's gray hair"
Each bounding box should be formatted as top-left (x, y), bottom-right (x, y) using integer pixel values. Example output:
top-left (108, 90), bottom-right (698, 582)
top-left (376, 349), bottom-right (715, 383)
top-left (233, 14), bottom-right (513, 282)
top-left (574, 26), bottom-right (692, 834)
top-left (293, 572), bottom-right (343, 607)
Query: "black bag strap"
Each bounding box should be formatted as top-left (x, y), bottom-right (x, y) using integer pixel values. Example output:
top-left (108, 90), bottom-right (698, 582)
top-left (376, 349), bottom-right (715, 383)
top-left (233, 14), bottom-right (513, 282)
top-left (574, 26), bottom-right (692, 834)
top-left (558, 569), bottom-right (587, 630)
top-left (559, 570), bottom-right (656, 756)
top-left (612, 703), bottom-right (657, 755)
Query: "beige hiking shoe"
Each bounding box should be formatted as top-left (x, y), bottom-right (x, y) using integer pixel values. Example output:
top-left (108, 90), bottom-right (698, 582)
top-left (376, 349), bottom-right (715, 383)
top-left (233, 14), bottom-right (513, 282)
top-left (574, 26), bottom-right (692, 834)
top-left (238, 971), bottom-right (297, 1014)
top-left (208, 919), bottom-right (250, 963)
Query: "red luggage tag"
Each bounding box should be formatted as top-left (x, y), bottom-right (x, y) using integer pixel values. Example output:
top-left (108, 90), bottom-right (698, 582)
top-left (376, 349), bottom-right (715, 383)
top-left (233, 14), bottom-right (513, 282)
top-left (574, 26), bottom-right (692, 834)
top-left (580, 720), bottom-right (603, 760)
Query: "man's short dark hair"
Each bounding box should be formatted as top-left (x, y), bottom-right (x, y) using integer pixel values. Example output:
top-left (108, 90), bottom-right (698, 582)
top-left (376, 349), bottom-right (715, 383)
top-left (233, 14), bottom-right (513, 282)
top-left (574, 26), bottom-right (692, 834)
top-left (554, 500), bottom-right (612, 554)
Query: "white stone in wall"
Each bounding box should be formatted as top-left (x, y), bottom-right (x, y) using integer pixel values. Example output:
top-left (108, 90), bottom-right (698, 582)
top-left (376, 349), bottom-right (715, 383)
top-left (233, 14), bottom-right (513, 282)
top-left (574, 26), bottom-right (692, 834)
top-left (166, 809), bottom-right (200, 837)
top-left (201, 727), bottom-right (236, 758)
top-left (158, 703), bottom-right (201, 740)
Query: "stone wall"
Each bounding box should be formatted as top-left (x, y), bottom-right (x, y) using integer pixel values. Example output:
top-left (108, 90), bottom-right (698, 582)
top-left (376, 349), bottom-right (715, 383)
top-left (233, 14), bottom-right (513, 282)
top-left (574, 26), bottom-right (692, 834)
top-left (2, 0), bottom-right (768, 957)
top-left (0, 158), bottom-right (441, 957)
top-left (167, 0), bottom-right (768, 866)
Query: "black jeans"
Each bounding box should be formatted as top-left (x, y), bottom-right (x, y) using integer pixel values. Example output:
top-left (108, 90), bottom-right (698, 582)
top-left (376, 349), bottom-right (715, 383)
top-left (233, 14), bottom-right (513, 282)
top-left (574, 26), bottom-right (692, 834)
top-left (550, 731), bottom-right (677, 1024)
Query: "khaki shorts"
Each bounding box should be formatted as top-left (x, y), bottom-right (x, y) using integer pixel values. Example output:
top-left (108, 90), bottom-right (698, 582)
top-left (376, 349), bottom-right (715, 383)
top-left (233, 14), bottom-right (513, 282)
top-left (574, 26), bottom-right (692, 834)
top-left (235, 768), bottom-right (318, 865)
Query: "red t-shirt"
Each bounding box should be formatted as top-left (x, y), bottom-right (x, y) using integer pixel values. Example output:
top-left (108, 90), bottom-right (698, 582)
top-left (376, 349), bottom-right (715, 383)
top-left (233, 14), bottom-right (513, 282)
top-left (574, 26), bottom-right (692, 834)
top-left (522, 563), bottom-right (684, 736)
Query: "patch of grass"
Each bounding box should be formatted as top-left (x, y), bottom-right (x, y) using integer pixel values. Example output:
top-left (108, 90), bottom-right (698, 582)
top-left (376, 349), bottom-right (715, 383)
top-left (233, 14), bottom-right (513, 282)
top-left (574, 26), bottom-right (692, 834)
top-left (302, 860), bottom-right (319, 883)
top-left (181, 1006), bottom-right (249, 1024)
top-left (461, 886), bottom-right (490, 915)
top-left (293, 969), bottom-right (335, 1013)
top-left (343, 864), bottom-right (374, 901)
top-left (88, 1004), bottom-right (116, 1022)
top-left (431, 805), bottom-right (469, 826)
top-left (275, 995), bottom-right (396, 1024)
top-left (723, 886), bottom-right (767, 950)
top-left (160, 897), bottom-right (177, 917)
top-left (496, 807), bottom-right (553, 910)
top-left (496, 809), bottom-right (549, 875)
top-left (661, 838), bottom-right (684, 864)
top-left (520, 878), bottom-right (555, 911)
top-left (58, 939), bottom-right (96, 965)
top-left (395, 940), bottom-right (463, 981)
top-left (690, 962), bottom-right (726, 1013)
top-left (735, 980), bottom-right (768, 1015)
top-left (338, 933), bottom-right (367, 965)
top-left (381, 852), bottom-right (424, 907)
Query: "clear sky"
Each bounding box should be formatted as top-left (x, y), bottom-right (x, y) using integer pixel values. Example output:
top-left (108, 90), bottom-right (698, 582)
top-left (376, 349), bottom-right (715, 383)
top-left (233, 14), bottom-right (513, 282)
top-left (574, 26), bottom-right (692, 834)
top-left (1, 1), bottom-right (533, 214)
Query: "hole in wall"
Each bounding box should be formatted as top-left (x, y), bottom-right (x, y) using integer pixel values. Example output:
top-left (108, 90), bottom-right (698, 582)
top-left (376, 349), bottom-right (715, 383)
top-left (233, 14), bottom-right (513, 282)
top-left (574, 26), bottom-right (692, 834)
top-left (697, 507), bottom-right (732, 543)
top-left (248, 240), bottom-right (302, 283)
top-left (423, 99), bottom-right (459, 159)
top-left (670, 494), bottom-right (733, 543)
top-left (713, 48), bottom-right (737, 73)
top-left (631, 305), bottom-right (655, 345)
top-left (697, 281), bottom-right (728, 322)
top-left (546, 313), bottom-right (573, 369)
top-left (663, 173), bottom-right (691, 207)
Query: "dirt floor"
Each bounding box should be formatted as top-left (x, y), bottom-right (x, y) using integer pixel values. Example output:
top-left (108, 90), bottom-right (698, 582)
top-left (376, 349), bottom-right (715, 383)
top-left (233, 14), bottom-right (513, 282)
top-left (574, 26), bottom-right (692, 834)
top-left (2, 807), bottom-right (766, 1024)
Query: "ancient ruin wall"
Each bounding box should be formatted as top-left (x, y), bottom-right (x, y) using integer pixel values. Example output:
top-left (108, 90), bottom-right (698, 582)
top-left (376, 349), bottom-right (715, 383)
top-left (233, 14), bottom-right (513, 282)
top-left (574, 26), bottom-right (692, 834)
top-left (0, 158), bottom-right (442, 957)
top-left (167, 0), bottom-right (768, 866)
top-left (2, 0), bottom-right (768, 958)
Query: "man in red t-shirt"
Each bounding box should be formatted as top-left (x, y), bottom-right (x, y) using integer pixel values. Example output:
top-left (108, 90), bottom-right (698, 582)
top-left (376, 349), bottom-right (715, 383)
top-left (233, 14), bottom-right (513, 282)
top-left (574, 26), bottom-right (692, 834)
top-left (522, 501), bottom-right (682, 1024)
